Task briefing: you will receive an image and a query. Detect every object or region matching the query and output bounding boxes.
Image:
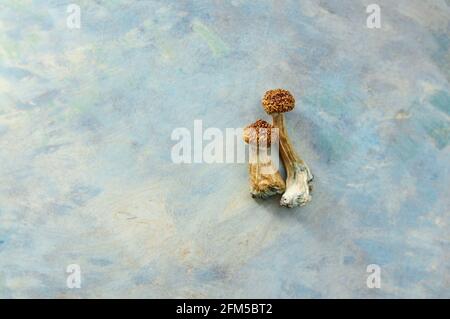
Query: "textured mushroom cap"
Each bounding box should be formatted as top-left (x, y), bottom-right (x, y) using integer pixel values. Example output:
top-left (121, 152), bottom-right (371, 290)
top-left (243, 119), bottom-right (274, 147)
top-left (262, 89), bottom-right (295, 114)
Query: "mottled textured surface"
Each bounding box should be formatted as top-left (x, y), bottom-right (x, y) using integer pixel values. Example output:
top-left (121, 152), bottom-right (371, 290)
top-left (0, 0), bottom-right (449, 298)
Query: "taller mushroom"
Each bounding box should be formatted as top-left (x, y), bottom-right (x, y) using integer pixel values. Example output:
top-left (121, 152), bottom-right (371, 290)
top-left (262, 89), bottom-right (313, 208)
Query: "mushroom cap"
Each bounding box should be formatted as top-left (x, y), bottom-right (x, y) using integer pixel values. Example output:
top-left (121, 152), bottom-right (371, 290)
top-left (243, 119), bottom-right (274, 147)
top-left (262, 89), bottom-right (295, 114)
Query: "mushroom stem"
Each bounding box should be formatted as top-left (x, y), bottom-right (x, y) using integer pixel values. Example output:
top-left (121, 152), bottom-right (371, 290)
top-left (272, 113), bottom-right (313, 207)
top-left (248, 145), bottom-right (285, 199)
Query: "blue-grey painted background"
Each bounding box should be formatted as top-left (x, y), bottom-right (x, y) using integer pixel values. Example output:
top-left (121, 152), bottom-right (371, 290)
top-left (0, 0), bottom-right (449, 298)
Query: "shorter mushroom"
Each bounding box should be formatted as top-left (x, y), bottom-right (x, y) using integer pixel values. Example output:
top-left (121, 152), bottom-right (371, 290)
top-left (243, 119), bottom-right (285, 199)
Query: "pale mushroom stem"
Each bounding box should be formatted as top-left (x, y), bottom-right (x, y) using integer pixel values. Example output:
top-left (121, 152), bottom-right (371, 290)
top-left (272, 113), bottom-right (313, 207)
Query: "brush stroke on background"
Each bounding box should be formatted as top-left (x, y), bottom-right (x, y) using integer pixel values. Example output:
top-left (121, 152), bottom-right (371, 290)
top-left (0, 0), bottom-right (449, 298)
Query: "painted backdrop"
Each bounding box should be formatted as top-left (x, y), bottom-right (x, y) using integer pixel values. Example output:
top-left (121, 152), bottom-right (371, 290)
top-left (0, 0), bottom-right (449, 298)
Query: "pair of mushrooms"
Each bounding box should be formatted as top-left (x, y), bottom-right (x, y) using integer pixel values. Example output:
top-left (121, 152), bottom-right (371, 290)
top-left (243, 89), bottom-right (313, 208)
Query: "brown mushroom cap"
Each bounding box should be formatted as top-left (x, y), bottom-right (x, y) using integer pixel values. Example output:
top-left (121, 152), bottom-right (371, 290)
top-left (243, 119), bottom-right (274, 147)
top-left (262, 89), bottom-right (295, 114)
